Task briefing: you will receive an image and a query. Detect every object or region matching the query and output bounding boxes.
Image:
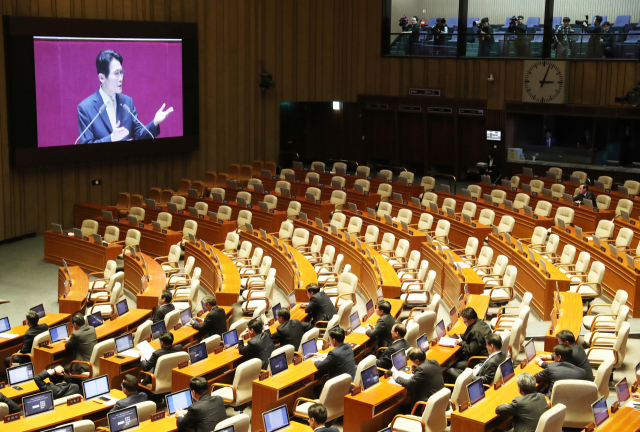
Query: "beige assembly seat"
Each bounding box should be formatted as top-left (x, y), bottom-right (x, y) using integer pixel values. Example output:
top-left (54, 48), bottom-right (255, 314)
top-left (361, 225), bottom-right (380, 246)
top-left (536, 404), bottom-right (566, 432)
top-left (280, 168), bottom-right (295, 180)
top-left (331, 162), bottom-right (347, 173)
top-left (615, 199), bottom-right (633, 217)
top-left (306, 187), bottom-right (321, 201)
top-left (478, 209), bottom-right (495, 226)
top-left (426, 219), bottom-right (450, 245)
top-left (304, 172), bottom-right (319, 183)
top-left (586, 220), bottom-right (614, 240)
top-left (214, 415), bottom-right (250, 432)
top-left (421, 176), bottom-right (435, 191)
top-left (389, 387), bottom-right (450, 432)
top-left (331, 176), bottom-right (346, 187)
top-left (247, 178), bottom-right (262, 190)
top-left (582, 290), bottom-right (628, 330)
top-left (411, 213), bottom-right (433, 233)
top-left (595, 195), bottom-right (610, 210)
top-left (548, 167), bottom-right (563, 179)
top-left (210, 358), bottom-right (262, 407)
top-left (510, 176), bottom-right (520, 188)
top-left (550, 184), bottom-right (565, 198)
top-left (156, 212), bottom-right (172, 228)
top-left (446, 368), bottom-right (473, 417)
top-left (534, 201), bottom-right (552, 217)
top-left (529, 180), bottom-right (544, 193)
top-left (377, 183), bottom-right (392, 202)
top-left (552, 244), bottom-right (576, 267)
top-left (513, 193), bottom-right (530, 209)
top-left (550, 381), bottom-right (599, 429)
top-left (356, 166), bottom-right (370, 177)
top-left (169, 196), bottom-right (186, 210)
top-left (69, 339), bottom-right (115, 380)
top-left (497, 216), bottom-right (515, 234)
top-left (9, 331), bottom-right (51, 366)
top-left (330, 190), bottom-right (347, 212)
top-left (399, 171), bottom-right (414, 183)
top-left (236, 191), bottom-right (251, 205)
top-left (139, 351), bottom-right (190, 395)
top-left (422, 192), bottom-right (438, 206)
top-left (104, 226), bottom-right (120, 243)
top-left (379, 169), bottom-right (393, 180)
top-left (597, 176), bottom-right (612, 189)
top-left (354, 179), bottom-right (370, 191)
top-left (467, 185), bottom-right (482, 198)
top-left (395, 209), bottom-right (413, 225)
top-left (569, 261), bottom-right (605, 301)
top-left (554, 207), bottom-right (574, 226)
top-left (377, 202), bottom-right (392, 218)
top-left (293, 373), bottom-right (352, 422)
top-left (90, 282), bottom-right (124, 318)
top-left (236, 210), bottom-right (252, 231)
top-left (344, 217), bottom-right (362, 235)
top-left (452, 237), bottom-right (479, 265)
top-left (275, 181), bottom-right (291, 194)
top-left (491, 190), bottom-right (506, 204)
top-left (115, 229), bottom-right (141, 255)
top-left (442, 198), bottom-right (456, 212)
top-left (81, 220), bottom-right (99, 237)
top-left (624, 180), bottom-right (640, 195)
top-left (287, 201), bottom-right (301, 220)
top-left (129, 207), bottom-right (145, 222)
top-left (330, 213), bottom-right (346, 229)
top-left (311, 161), bottom-right (325, 171)
top-left (572, 171), bottom-right (588, 184)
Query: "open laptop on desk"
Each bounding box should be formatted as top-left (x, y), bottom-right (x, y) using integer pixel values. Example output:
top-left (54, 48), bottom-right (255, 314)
top-left (350, 312), bottom-right (367, 334)
top-left (522, 184), bottom-right (532, 194)
top-left (115, 299), bottom-right (129, 317)
top-left (49, 322), bottom-right (68, 343)
top-left (288, 292), bottom-right (297, 309)
top-left (23, 390), bottom-right (54, 418)
top-left (575, 225), bottom-right (584, 238)
top-left (591, 396), bottom-right (610, 428)
top-left (180, 308), bottom-right (193, 327)
top-left (391, 349), bottom-right (411, 372)
top-left (524, 339), bottom-right (536, 363)
top-left (263, 405), bottom-right (293, 432)
top-left (30, 303), bottom-right (46, 318)
top-left (86, 311), bottom-right (104, 328)
top-left (361, 364), bottom-right (381, 392)
top-left (115, 333), bottom-right (140, 358)
top-left (616, 377), bottom-right (631, 407)
top-left (188, 342), bottom-right (208, 365)
top-left (151, 321), bottom-right (166, 340)
top-left (499, 357), bottom-right (515, 383)
top-left (364, 298), bottom-right (374, 319)
top-left (483, 193), bottom-right (493, 204)
top-left (43, 425), bottom-right (75, 432)
top-left (302, 338), bottom-right (317, 360)
top-left (7, 362), bottom-right (35, 389)
top-left (166, 388), bottom-right (193, 415)
top-left (83, 375), bottom-right (119, 405)
top-left (466, 378), bottom-right (486, 407)
top-left (107, 406), bottom-right (140, 432)
top-left (222, 329), bottom-right (240, 350)
top-left (269, 352), bottom-right (288, 376)
top-left (73, 228), bottom-right (83, 238)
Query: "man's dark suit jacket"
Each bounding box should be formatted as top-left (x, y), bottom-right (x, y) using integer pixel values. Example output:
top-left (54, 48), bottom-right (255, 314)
top-left (192, 306), bottom-right (226, 337)
top-left (0, 393), bottom-right (20, 413)
top-left (152, 303), bottom-right (175, 324)
top-left (238, 332), bottom-right (275, 370)
top-left (175, 394), bottom-right (227, 432)
top-left (573, 190), bottom-right (596, 204)
top-left (271, 319), bottom-right (306, 350)
top-left (376, 338), bottom-right (410, 370)
top-left (314, 427), bottom-right (340, 432)
top-left (34, 369), bottom-right (81, 399)
top-left (315, 343), bottom-right (356, 380)
top-left (495, 393), bottom-right (549, 432)
top-left (21, 323), bottom-right (49, 354)
top-left (535, 361), bottom-right (586, 395)
top-left (305, 292), bottom-right (337, 326)
top-left (475, 352), bottom-right (507, 385)
top-left (395, 359), bottom-right (445, 403)
top-left (77, 90), bottom-right (160, 144)
top-left (549, 344), bottom-right (594, 381)
top-left (366, 313), bottom-right (396, 349)
top-left (459, 319), bottom-right (491, 359)
top-left (142, 343), bottom-right (183, 373)
top-left (109, 392), bottom-right (148, 413)
top-left (65, 325), bottom-right (98, 373)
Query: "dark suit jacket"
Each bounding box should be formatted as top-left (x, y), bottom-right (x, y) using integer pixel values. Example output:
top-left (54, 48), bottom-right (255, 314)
top-left (192, 306), bottom-right (226, 337)
top-left (109, 392), bottom-right (148, 413)
top-left (65, 325), bottom-right (98, 373)
top-left (315, 343), bottom-right (356, 380)
top-left (549, 344), bottom-right (594, 381)
top-left (175, 394), bottom-right (227, 432)
top-left (34, 369), bottom-right (81, 400)
top-left (395, 359), bottom-right (445, 403)
top-left (535, 361), bottom-right (586, 396)
top-left (238, 332), bottom-right (275, 370)
top-left (152, 303), bottom-right (175, 324)
top-left (376, 338), bottom-right (410, 370)
top-left (476, 352), bottom-right (507, 385)
top-left (142, 343), bottom-right (183, 372)
top-left (0, 393), bottom-right (20, 413)
top-left (305, 292), bottom-right (337, 326)
top-left (573, 190), bottom-right (595, 204)
top-left (366, 313), bottom-right (396, 349)
top-left (495, 392), bottom-right (549, 432)
top-left (77, 89), bottom-right (160, 144)
top-left (271, 319), bottom-right (306, 350)
top-left (314, 427), bottom-right (340, 432)
top-left (20, 323), bottom-right (49, 354)
top-left (459, 319), bottom-right (491, 359)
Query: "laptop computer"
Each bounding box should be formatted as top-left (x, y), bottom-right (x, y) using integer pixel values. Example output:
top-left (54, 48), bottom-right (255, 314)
top-left (429, 202), bottom-right (439, 213)
top-left (113, 299), bottom-right (128, 317)
top-left (107, 406), bottom-right (140, 432)
top-left (188, 342), bottom-right (208, 365)
top-left (151, 221), bottom-right (162, 232)
top-left (167, 202), bottom-right (179, 212)
top-left (83, 375), bottom-right (118, 404)
top-left (354, 184), bottom-right (363, 193)
top-left (539, 258), bottom-right (547, 273)
top-left (523, 205), bottom-right (533, 216)
top-left (269, 352), bottom-right (288, 376)
top-left (7, 362), bottom-right (35, 387)
top-left (30, 304), bottom-right (46, 319)
top-left (462, 213), bottom-right (472, 224)
top-left (151, 321), bottom-right (166, 340)
top-left (288, 292), bottom-right (297, 309)
top-left (618, 185), bottom-right (629, 196)
top-left (583, 199), bottom-right (594, 209)
top-left (616, 377), bottom-right (631, 407)
top-left (441, 184), bottom-right (451, 194)
top-left (49, 323), bottom-right (68, 343)
top-left (271, 303), bottom-right (282, 319)
top-left (609, 243), bottom-right (619, 258)
top-left (86, 311), bottom-right (104, 328)
top-left (101, 210), bottom-right (114, 220)
top-left (51, 223), bottom-right (64, 233)
top-left (73, 227), bottom-right (83, 238)
top-left (180, 308), bottom-right (193, 327)
top-left (445, 207), bottom-right (455, 218)
top-left (261, 169), bottom-right (272, 177)
top-left (391, 349), bottom-right (410, 372)
top-left (301, 338), bottom-right (317, 360)
top-left (626, 253), bottom-right (636, 270)
top-left (263, 405), bottom-right (291, 432)
top-left (436, 319), bottom-right (446, 339)
top-left (223, 329), bottom-right (239, 349)
top-left (467, 378), bottom-right (486, 407)
top-left (377, 287), bottom-right (384, 302)
top-left (592, 235), bottom-right (601, 248)
top-left (23, 391), bottom-right (54, 418)
top-left (166, 388), bottom-right (193, 415)
top-left (524, 339), bottom-right (536, 362)
top-left (501, 179), bottom-right (511, 189)
top-left (42, 425), bottom-right (75, 432)
top-left (522, 184), bottom-right (532, 193)
top-left (417, 333), bottom-right (429, 352)
top-left (350, 312), bottom-right (366, 334)
top-left (621, 210), bottom-right (630, 222)
top-left (593, 181), bottom-right (605, 191)
top-left (361, 364), bottom-right (380, 391)
top-left (236, 197), bottom-right (247, 207)
top-left (315, 217), bottom-right (324, 229)
top-left (114, 333), bottom-right (139, 358)
top-left (187, 188), bottom-right (198, 197)
top-left (480, 175), bottom-right (491, 184)
top-left (591, 396), bottom-right (609, 428)
top-left (561, 193), bottom-right (572, 203)
top-left (483, 193), bottom-right (493, 204)
top-left (365, 299), bottom-right (374, 318)
top-left (461, 188), bottom-right (471, 198)
top-left (499, 358), bottom-right (515, 383)
top-left (144, 198), bottom-right (156, 208)
top-left (542, 188), bottom-right (552, 198)
top-left (504, 200), bottom-right (513, 210)
top-left (92, 233), bottom-right (103, 243)
top-left (254, 183), bottom-right (265, 193)
top-left (545, 171), bottom-right (556, 181)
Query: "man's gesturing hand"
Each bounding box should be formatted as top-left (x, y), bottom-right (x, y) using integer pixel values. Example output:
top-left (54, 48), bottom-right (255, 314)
top-left (154, 103), bottom-right (174, 126)
top-left (110, 121), bottom-right (130, 141)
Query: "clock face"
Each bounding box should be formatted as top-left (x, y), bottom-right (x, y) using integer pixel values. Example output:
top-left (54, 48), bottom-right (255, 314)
top-left (523, 61), bottom-right (566, 104)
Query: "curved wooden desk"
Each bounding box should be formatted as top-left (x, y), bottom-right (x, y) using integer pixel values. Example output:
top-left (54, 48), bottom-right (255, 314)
top-left (45, 230), bottom-right (121, 274)
top-left (144, 205), bottom-right (237, 245)
top-left (58, 266), bottom-right (88, 314)
top-left (552, 226), bottom-right (639, 317)
top-left (184, 241), bottom-right (241, 306)
top-left (94, 217), bottom-right (182, 258)
top-left (74, 202), bottom-right (117, 227)
top-left (545, 291), bottom-right (582, 351)
top-left (124, 252), bottom-right (168, 310)
top-left (487, 233), bottom-right (571, 320)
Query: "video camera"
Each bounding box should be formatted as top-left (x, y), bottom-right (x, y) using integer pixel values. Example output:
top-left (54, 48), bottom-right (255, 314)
top-left (615, 82), bottom-right (640, 106)
top-left (575, 15), bottom-right (589, 25)
top-left (399, 15), bottom-right (408, 27)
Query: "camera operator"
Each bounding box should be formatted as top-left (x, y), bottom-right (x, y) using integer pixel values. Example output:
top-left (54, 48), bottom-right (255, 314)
top-left (432, 17), bottom-right (448, 46)
top-left (507, 15), bottom-right (528, 57)
top-left (402, 16), bottom-right (421, 54)
top-left (583, 15), bottom-right (603, 58)
top-left (477, 18), bottom-right (494, 57)
top-left (554, 17), bottom-right (574, 59)
top-left (601, 21), bottom-right (613, 58)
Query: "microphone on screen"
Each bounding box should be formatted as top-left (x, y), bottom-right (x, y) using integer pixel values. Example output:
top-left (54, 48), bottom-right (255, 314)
top-left (75, 102), bottom-right (107, 145)
top-left (122, 104), bottom-right (155, 139)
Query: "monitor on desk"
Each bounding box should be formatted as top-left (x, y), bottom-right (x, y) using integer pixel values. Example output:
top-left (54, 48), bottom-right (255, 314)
top-left (621, 210), bottom-right (630, 222)
top-left (144, 198), bottom-right (155, 208)
top-left (187, 188), bottom-right (198, 197)
top-left (377, 287), bottom-right (384, 302)
top-left (491, 225), bottom-right (499, 235)
top-left (542, 188), bottom-right (552, 198)
top-left (188, 206), bottom-right (198, 216)
top-left (591, 396), bottom-right (609, 427)
top-left (609, 243), bottom-right (619, 258)
top-left (557, 218), bottom-right (566, 229)
top-left (116, 299), bottom-right (129, 317)
top-left (42, 425), bottom-right (75, 432)
top-left (348, 202), bottom-right (357, 212)
top-left (315, 217), bottom-right (324, 228)
top-left (299, 212), bottom-right (308, 223)
top-left (73, 228), bottom-right (83, 238)
top-left (188, 342), bottom-right (207, 365)
top-left (107, 406), bottom-right (140, 432)
top-left (115, 333), bottom-right (134, 354)
top-left (461, 188), bottom-right (471, 198)
top-left (236, 197), bottom-right (247, 207)
top-left (592, 235), bottom-right (601, 248)
top-left (263, 405), bottom-right (291, 432)
top-left (445, 207), bottom-right (455, 218)
top-left (501, 179), bottom-right (511, 189)
top-left (211, 193), bottom-right (223, 202)
top-left (151, 321), bottom-right (167, 340)
top-left (354, 184), bottom-right (363, 193)
top-left (82, 375), bottom-right (111, 401)
top-left (101, 210), bottom-right (113, 220)
top-left (417, 333), bottom-right (429, 352)
top-left (563, 193), bottom-right (573, 203)
top-left (436, 319), bottom-right (446, 339)
top-left (483, 193), bottom-right (493, 204)
top-left (52, 223), bottom-right (64, 233)
top-left (330, 224), bottom-right (339, 236)
top-left (302, 338), bottom-right (317, 359)
top-left (467, 378), bottom-right (486, 406)
top-left (545, 171), bottom-right (556, 181)
top-left (151, 221), bottom-right (162, 232)
top-left (504, 200), bottom-right (513, 210)
top-left (440, 184), bottom-right (450, 194)
top-left (618, 185), bottom-right (629, 196)
top-left (480, 175), bottom-right (491, 185)
top-left (223, 329), bottom-right (239, 349)
top-left (0, 316), bottom-right (11, 334)
top-left (411, 197), bottom-right (421, 206)
top-left (93, 234), bottom-right (102, 243)
top-left (166, 389), bottom-right (193, 415)
top-left (87, 311), bottom-right (104, 328)
top-left (367, 207), bottom-right (376, 218)
top-left (504, 232), bottom-right (512, 245)
top-left (349, 312), bottom-right (361, 331)
top-left (49, 323), bottom-right (68, 343)
top-left (254, 183), bottom-right (265, 193)
top-left (180, 308), bottom-right (193, 326)
top-left (583, 199), bottom-right (593, 209)
top-left (524, 339), bottom-right (536, 362)
top-left (391, 349), bottom-right (407, 371)
top-left (462, 213), bottom-right (472, 224)
top-left (365, 299), bottom-right (374, 317)
top-left (269, 352), bottom-right (288, 376)
top-left (30, 304), bottom-right (46, 318)
top-left (522, 184), bottom-right (532, 194)
top-left (499, 358), bottom-right (515, 383)
top-left (361, 364), bottom-right (380, 391)
top-left (523, 167), bottom-right (533, 176)
top-left (616, 377), bottom-right (630, 405)
top-left (288, 292), bottom-right (297, 309)
top-left (392, 192), bottom-right (402, 202)
top-left (575, 226), bottom-right (584, 238)
top-left (383, 214), bottom-right (393, 225)
top-left (23, 391), bottom-right (54, 418)
top-left (271, 303), bottom-right (282, 319)
top-left (594, 181), bottom-right (605, 191)
top-left (626, 253), bottom-right (636, 270)
top-left (7, 362), bottom-right (34, 386)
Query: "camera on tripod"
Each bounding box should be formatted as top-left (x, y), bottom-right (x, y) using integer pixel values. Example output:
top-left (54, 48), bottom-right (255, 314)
top-left (615, 82), bottom-right (640, 106)
top-left (575, 15), bottom-right (589, 25)
top-left (399, 15), bottom-right (408, 27)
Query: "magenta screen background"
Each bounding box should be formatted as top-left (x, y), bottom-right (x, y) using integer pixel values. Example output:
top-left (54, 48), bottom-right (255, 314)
top-left (34, 40), bottom-right (183, 147)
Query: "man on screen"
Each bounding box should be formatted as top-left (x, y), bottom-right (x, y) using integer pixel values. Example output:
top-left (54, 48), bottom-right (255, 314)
top-left (76, 49), bottom-right (173, 144)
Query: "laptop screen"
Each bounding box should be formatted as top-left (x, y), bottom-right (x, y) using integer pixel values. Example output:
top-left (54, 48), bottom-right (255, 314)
top-left (108, 406), bottom-right (139, 432)
top-left (23, 391), bottom-right (54, 417)
top-left (0, 316), bottom-right (10, 333)
top-left (87, 312), bottom-right (104, 328)
top-left (30, 304), bottom-right (46, 318)
top-left (288, 292), bottom-right (297, 309)
top-left (263, 405), bottom-right (290, 432)
top-left (616, 377), bottom-right (630, 403)
top-left (366, 299), bottom-right (374, 316)
top-left (269, 353), bottom-right (288, 376)
top-left (349, 312), bottom-right (360, 331)
top-left (166, 389), bottom-right (193, 415)
top-left (436, 320), bottom-right (446, 338)
top-left (115, 333), bottom-right (134, 353)
top-left (392, 350), bottom-right (407, 371)
top-left (302, 339), bottom-right (317, 358)
top-left (188, 342), bottom-right (208, 365)
top-left (83, 375), bottom-right (110, 400)
top-left (7, 362), bottom-right (34, 385)
top-left (417, 334), bottom-right (429, 352)
top-left (223, 329), bottom-right (239, 349)
top-left (180, 309), bottom-right (193, 326)
top-left (115, 300), bottom-right (129, 317)
top-left (449, 306), bottom-right (457, 321)
top-left (42, 425), bottom-right (75, 432)
top-left (524, 340), bottom-right (536, 362)
top-left (500, 358), bottom-right (515, 383)
top-left (49, 323), bottom-right (69, 343)
top-left (592, 396), bottom-right (609, 427)
top-left (151, 321), bottom-right (167, 340)
top-left (467, 378), bottom-right (485, 405)
top-left (361, 365), bottom-right (380, 391)
top-left (216, 427), bottom-right (235, 432)
top-left (272, 303), bottom-right (281, 319)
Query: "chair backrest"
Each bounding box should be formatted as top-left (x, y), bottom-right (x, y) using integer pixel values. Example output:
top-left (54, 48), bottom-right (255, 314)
top-left (611, 321), bottom-right (630, 367)
top-left (419, 387), bottom-right (451, 432)
top-left (279, 221), bottom-right (294, 239)
top-left (311, 161), bottom-right (325, 171)
top-left (264, 195), bottom-right (278, 209)
top-left (236, 191), bottom-right (252, 205)
top-left (491, 255), bottom-right (509, 276)
top-left (309, 235), bottom-right (323, 254)
top-left (575, 251), bottom-right (591, 273)
top-left (379, 169), bottom-right (393, 180)
top-left (478, 209), bottom-right (495, 226)
top-left (247, 178), bottom-right (262, 189)
top-left (404, 250), bottom-right (421, 271)
top-left (323, 315), bottom-right (340, 343)
top-left (394, 239), bottom-right (410, 259)
top-left (498, 216), bottom-right (515, 233)
top-left (422, 192), bottom-right (437, 205)
top-left (125, 229), bottom-right (141, 247)
top-left (291, 228), bottom-right (309, 248)
top-left (31, 331), bottom-right (51, 355)
top-left (204, 334), bottom-right (221, 354)
top-left (104, 226), bottom-right (120, 242)
top-left (169, 195), bottom-right (186, 209)
top-left (214, 414), bottom-right (250, 432)
top-left (377, 202), bottom-right (392, 217)
top-left (624, 180), bottom-right (640, 195)
top-left (442, 198), bottom-right (456, 212)
top-left (510, 176), bottom-right (520, 188)
top-left (435, 219), bottom-right (450, 238)
top-left (135, 401), bottom-right (158, 422)
top-left (318, 373), bottom-right (352, 421)
top-left (549, 167), bottom-right (562, 179)
top-left (597, 176), bottom-right (612, 189)
top-left (89, 339), bottom-right (116, 377)
top-left (129, 207), bottom-right (145, 221)
top-left (305, 172), bottom-right (320, 183)
top-left (204, 171), bottom-right (217, 187)
top-left (364, 225), bottom-right (379, 243)
top-left (593, 358), bottom-right (614, 399)
top-left (595, 194), bottom-right (610, 210)
top-left (550, 183), bottom-right (565, 198)
top-left (587, 261), bottom-right (605, 284)
top-left (534, 201), bottom-right (552, 217)
top-left (377, 183), bottom-right (392, 198)
top-left (353, 355), bottom-right (376, 388)
top-left (125, 193), bottom-right (140, 207)
top-left (397, 209), bottom-right (412, 224)
top-left (615, 199), bottom-right (633, 217)
top-left (514, 193), bottom-right (530, 209)
top-left (81, 220), bottom-right (99, 237)
top-left (321, 245), bottom-right (336, 265)
top-left (478, 246), bottom-right (494, 267)
top-left (149, 187), bottom-right (162, 203)
top-left (287, 201), bottom-right (301, 218)
top-left (331, 212), bottom-right (346, 229)
top-left (157, 212), bottom-right (172, 228)
top-left (331, 176), bottom-right (346, 187)
top-left (530, 180), bottom-right (544, 192)
top-left (415, 310), bottom-right (436, 339)
top-left (418, 213), bottom-right (434, 231)
top-left (154, 351), bottom-right (190, 393)
top-left (534, 403), bottom-right (565, 432)
top-left (530, 226), bottom-right (548, 245)
top-left (275, 181), bottom-right (291, 193)
top-left (550, 380), bottom-right (598, 428)
top-left (450, 368), bottom-right (473, 410)
top-left (164, 309), bottom-right (180, 330)
top-left (508, 319), bottom-right (524, 355)
top-left (232, 358), bottom-right (262, 405)
top-left (354, 179), bottom-right (370, 191)
top-left (380, 232), bottom-right (396, 251)
top-left (491, 190), bottom-right (506, 203)
top-left (337, 300), bottom-right (353, 330)
top-left (611, 290), bottom-right (629, 314)
top-left (230, 318), bottom-right (248, 335)
top-left (237, 210), bottom-right (252, 229)
top-left (210, 188), bottom-right (226, 200)
top-left (421, 176), bottom-right (436, 190)
top-left (279, 169), bottom-right (294, 180)
top-left (134, 320), bottom-right (152, 345)
top-left (554, 207), bottom-right (574, 226)
top-left (177, 179), bottom-right (191, 194)
top-left (399, 171), bottom-right (414, 183)
top-left (467, 185), bottom-right (482, 198)
top-left (330, 190), bottom-right (347, 206)
top-left (615, 227), bottom-right (634, 248)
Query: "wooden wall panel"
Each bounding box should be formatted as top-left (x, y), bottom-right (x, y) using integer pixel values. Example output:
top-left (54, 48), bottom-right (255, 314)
top-left (0, 0), bottom-right (639, 241)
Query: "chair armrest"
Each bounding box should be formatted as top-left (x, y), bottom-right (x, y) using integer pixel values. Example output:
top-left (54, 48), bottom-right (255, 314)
top-left (586, 346), bottom-right (618, 365)
top-left (577, 282), bottom-right (602, 294)
top-left (138, 371), bottom-right (156, 391)
top-left (518, 237), bottom-right (533, 243)
top-left (465, 356), bottom-right (487, 368)
top-left (406, 307), bottom-right (430, 320)
top-left (91, 300), bottom-right (114, 315)
top-left (590, 314), bottom-right (619, 332)
top-left (391, 414), bottom-right (425, 430)
top-left (586, 304), bottom-right (612, 315)
top-left (68, 361), bottom-right (93, 378)
top-left (564, 271), bottom-right (586, 277)
top-left (321, 276), bottom-right (340, 287)
top-left (410, 400), bottom-right (429, 416)
top-left (333, 293), bottom-right (357, 307)
top-left (10, 352), bottom-right (33, 366)
top-left (87, 271), bottom-right (105, 278)
top-left (556, 263), bottom-right (575, 269)
top-left (472, 264), bottom-right (492, 270)
top-left (238, 264), bottom-right (259, 271)
top-left (153, 255), bottom-right (169, 263)
top-left (376, 347), bottom-right (388, 357)
top-left (210, 383), bottom-right (236, 404)
top-left (600, 239), bottom-right (615, 243)
top-left (293, 397), bottom-right (319, 418)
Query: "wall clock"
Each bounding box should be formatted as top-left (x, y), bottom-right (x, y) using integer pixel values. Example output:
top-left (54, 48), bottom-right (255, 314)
top-left (522, 60), bottom-right (567, 104)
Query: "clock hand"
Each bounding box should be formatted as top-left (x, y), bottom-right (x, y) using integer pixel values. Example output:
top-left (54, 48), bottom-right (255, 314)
top-left (539, 64), bottom-right (551, 88)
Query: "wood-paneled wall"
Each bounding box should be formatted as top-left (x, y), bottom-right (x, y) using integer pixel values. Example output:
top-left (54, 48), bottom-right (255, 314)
top-left (0, 0), bottom-right (639, 242)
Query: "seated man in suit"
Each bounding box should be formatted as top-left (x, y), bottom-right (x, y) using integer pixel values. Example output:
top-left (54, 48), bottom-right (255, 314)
top-left (3, 310), bottom-right (49, 367)
top-left (191, 295), bottom-right (226, 337)
top-left (535, 344), bottom-right (586, 395)
top-left (63, 312), bottom-right (98, 375)
top-left (175, 376), bottom-right (227, 432)
top-left (495, 373), bottom-right (548, 432)
top-left (271, 307), bottom-right (305, 350)
top-left (302, 284), bottom-right (337, 329)
top-left (109, 374), bottom-right (148, 413)
top-left (538, 329), bottom-right (593, 381)
top-left (308, 403), bottom-right (339, 432)
top-left (152, 290), bottom-right (175, 324)
top-left (376, 323), bottom-right (410, 370)
top-left (0, 393), bottom-right (19, 414)
top-left (141, 331), bottom-right (183, 384)
top-left (76, 49), bottom-right (172, 144)
top-left (238, 317), bottom-right (275, 370)
top-left (472, 334), bottom-right (506, 385)
top-left (445, 307), bottom-right (492, 383)
top-left (312, 326), bottom-right (356, 397)
top-left (365, 300), bottom-right (396, 350)
top-left (34, 365), bottom-right (81, 399)
top-left (392, 348), bottom-right (445, 414)
top-left (573, 184), bottom-right (595, 205)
